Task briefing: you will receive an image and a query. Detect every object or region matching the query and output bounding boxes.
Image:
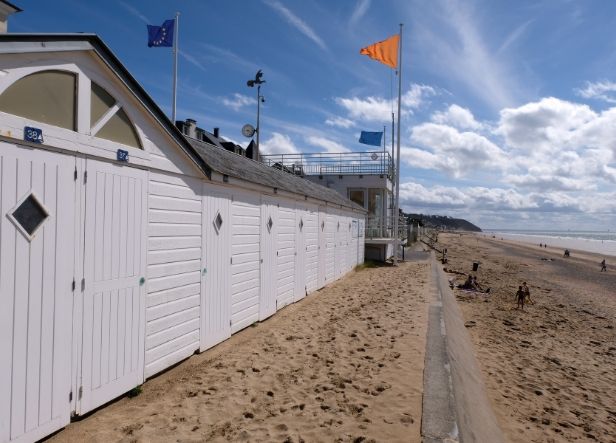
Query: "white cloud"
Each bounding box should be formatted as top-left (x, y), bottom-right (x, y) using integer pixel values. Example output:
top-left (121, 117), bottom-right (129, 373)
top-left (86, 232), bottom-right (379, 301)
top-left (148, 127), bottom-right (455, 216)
top-left (259, 132), bottom-right (300, 155)
top-left (335, 96), bottom-right (394, 122)
top-left (263, 0), bottom-right (327, 51)
top-left (405, 122), bottom-right (506, 177)
top-left (498, 97), bottom-right (597, 153)
top-left (334, 83), bottom-right (436, 123)
top-left (221, 93), bottom-right (256, 111)
top-left (325, 116), bottom-right (355, 128)
top-left (431, 104), bottom-right (483, 130)
top-left (349, 0), bottom-right (370, 26)
top-left (402, 84), bottom-right (436, 109)
top-left (575, 80), bottom-right (616, 104)
top-left (306, 136), bottom-right (350, 153)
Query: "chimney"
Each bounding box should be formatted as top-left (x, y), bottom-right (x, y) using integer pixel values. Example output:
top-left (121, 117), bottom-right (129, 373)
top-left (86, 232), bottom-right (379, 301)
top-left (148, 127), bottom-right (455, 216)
top-left (213, 127), bottom-right (220, 138)
top-left (0, 1), bottom-right (22, 33)
top-left (185, 119), bottom-right (197, 139)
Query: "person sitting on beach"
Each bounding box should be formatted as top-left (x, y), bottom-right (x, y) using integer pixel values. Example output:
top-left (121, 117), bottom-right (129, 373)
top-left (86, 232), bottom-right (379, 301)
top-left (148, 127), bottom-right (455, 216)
top-left (516, 286), bottom-right (525, 310)
top-left (564, 249), bottom-right (570, 257)
top-left (457, 275), bottom-right (474, 290)
top-left (522, 282), bottom-right (534, 305)
top-left (601, 259), bottom-right (607, 272)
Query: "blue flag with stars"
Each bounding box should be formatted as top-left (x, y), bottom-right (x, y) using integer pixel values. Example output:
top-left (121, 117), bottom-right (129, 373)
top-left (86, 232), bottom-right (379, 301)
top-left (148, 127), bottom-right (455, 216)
top-left (147, 19), bottom-right (175, 47)
top-left (359, 131), bottom-right (383, 147)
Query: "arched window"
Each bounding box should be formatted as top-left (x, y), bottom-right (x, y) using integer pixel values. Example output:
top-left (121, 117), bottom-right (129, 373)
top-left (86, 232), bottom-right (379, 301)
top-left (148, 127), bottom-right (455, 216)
top-left (90, 82), bottom-right (142, 149)
top-left (0, 71), bottom-right (142, 150)
top-left (0, 70), bottom-right (76, 130)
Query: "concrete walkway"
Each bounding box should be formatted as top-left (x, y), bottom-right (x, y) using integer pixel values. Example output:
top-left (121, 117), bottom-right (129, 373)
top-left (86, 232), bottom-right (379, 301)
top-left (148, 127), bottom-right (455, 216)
top-left (408, 251), bottom-right (505, 443)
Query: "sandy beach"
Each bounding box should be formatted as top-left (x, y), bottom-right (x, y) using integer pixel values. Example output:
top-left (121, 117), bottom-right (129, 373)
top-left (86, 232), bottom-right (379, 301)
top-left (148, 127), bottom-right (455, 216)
top-left (439, 232), bottom-right (616, 443)
top-left (49, 260), bottom-right (430, 443)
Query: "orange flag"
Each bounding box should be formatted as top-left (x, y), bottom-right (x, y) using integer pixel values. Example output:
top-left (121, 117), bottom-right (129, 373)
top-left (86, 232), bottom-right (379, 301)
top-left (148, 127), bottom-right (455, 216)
top-left (360, 34), bottom-right (399, 68)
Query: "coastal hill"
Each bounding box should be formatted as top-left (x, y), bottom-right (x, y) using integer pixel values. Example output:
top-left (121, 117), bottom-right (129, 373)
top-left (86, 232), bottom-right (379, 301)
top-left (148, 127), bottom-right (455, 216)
top-left (404, 213), bottom-right (482, 232)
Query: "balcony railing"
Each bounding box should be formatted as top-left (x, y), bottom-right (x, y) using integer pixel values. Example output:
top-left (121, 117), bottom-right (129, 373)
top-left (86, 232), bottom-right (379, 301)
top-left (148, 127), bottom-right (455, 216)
top-left (261, 151), bottom-right (393, 179)
top-left (365, 215), bottom-right (408, 240)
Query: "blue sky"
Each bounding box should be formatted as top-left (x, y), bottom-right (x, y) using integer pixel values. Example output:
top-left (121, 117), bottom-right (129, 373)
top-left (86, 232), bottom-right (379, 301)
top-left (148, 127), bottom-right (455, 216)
top-left (10, 0), bottom-right (616, 230)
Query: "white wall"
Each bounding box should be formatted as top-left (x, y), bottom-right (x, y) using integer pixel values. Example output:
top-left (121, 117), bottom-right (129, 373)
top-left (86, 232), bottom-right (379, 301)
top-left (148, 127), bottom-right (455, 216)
top-left (145, 172), bottom-right (202, 378)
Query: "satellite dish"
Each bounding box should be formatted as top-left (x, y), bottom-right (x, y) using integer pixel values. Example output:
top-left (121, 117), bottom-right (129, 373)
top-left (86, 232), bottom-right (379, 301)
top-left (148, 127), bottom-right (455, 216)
top-left (242, 124), bottom-right (256, 138)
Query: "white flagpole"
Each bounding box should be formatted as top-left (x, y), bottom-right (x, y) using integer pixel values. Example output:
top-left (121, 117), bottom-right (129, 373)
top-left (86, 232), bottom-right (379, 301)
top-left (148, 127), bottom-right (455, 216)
top-left (172, 12), bottom-right (180, 122)
top-left (393, 23), bottom-right (403, 266)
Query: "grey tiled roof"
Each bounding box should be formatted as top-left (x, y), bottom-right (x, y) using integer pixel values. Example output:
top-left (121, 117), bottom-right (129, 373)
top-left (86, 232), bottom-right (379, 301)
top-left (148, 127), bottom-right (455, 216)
top-left (187, 137), bottom-right (365, 212)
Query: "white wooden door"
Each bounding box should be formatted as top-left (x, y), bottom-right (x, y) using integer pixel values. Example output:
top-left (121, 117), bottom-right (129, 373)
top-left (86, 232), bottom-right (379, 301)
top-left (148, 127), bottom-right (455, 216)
top-left (317, 207), bottom-right (326, 289)
top-left (259, 197), bottom-right (277, 320)
top-left (294, 204), bottom-right (306, 302)
top-left (334, 212), bottom-right (343, 278)
top-left (78, 159), bottom-right (147, 414)
top-left (201, 188), bottom-right (231, 351)
top-left (0, 144), bottom-right (74, 443)
top-left (304, 205), bottom-right (318, 294)
top-left (324, 210), bottom-right (335, 283)
top-left (276, 202), bottom-right (295, 309)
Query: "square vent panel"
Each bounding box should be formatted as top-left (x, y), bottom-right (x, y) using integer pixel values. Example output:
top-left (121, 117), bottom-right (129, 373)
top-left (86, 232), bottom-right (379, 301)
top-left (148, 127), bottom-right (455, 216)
top-left (8, 192), bottom-right (49, 240)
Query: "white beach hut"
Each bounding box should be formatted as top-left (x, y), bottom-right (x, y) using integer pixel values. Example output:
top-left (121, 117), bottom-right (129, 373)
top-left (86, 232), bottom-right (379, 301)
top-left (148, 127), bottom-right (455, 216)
top-left (0, 33), bottom-right (365, 443)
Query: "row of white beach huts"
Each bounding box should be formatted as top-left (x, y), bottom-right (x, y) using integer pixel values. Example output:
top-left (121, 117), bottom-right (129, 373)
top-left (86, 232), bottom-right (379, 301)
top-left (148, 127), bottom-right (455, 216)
top-left (0, 34), bottom-right (366, 442)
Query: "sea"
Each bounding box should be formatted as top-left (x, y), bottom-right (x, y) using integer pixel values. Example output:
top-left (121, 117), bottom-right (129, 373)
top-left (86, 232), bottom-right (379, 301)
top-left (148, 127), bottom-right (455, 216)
top-left (482, 230), bottom-right (616, 258)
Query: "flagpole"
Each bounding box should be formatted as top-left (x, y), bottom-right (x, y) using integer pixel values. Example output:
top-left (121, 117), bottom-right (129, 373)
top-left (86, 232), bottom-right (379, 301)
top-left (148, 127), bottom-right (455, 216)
top-left (172, 11), bottom-right (179, 122)
top-left (393, 23), bottom-right (403, 266)
top-left (383, 124), bottom-right (386, 174)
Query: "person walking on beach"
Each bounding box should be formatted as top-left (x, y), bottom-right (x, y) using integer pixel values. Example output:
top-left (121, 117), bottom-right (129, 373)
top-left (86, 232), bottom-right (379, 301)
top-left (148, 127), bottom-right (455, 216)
top-left (516, 286), bottom-right (525, 310)
top-left (601, 259), bottom-right (607, 272)
top-left (522, 282), bottom-right (534, 305)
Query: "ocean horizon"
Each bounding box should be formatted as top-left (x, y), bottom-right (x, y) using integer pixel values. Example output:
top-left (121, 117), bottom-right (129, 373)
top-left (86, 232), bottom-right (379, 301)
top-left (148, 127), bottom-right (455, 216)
top-left (482, 229), bottom-right (616, 258)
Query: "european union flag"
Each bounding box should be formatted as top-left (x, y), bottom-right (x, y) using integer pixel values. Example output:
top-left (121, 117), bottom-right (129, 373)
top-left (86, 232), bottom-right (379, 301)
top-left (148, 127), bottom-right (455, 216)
top-left (359, 131), bottom-right (383, 147)
top-left (147, 19), bottom-right (175, 47)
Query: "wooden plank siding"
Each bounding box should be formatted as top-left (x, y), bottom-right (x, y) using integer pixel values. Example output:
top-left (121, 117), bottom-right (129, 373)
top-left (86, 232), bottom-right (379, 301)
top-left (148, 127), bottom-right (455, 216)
top-left (230, 192), bottom-right (261, 333)
top-left (145, 172), bottom-right (202, 378)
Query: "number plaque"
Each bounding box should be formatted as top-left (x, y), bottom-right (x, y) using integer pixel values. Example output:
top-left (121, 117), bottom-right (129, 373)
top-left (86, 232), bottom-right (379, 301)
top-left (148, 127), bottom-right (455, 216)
top-left (24, 126), bottom-right (43, 144)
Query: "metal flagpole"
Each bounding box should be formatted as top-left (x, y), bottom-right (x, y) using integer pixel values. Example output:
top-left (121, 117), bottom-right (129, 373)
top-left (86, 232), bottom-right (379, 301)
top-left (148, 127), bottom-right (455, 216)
top-left (172, 12), bottom-right (179, 123)
top-left (383, 124), bottom-right (386, 173)
top-left (393, 23), bottom-right (403, 266)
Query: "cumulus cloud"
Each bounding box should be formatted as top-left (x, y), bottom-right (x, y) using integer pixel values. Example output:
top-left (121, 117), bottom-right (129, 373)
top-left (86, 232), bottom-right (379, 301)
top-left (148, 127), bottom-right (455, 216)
top-left (325, 116), bottom-right (355, 128)
top-left (497, 97), bottom-right (597, 153)
top-left (259, 132), bottom-right (300, 155)
top-left (575, 80), bottom-right (616, 104)
top-left (431, 104), bottom-right (483, 130)
top-left (404, 122), bottom-right (506, 177)
top-left (306, 136), bottom-right (350, 153)
top-left (221, 93), bottom-right (256, 111)
top-left (334, 83), bottom-right (436, 123)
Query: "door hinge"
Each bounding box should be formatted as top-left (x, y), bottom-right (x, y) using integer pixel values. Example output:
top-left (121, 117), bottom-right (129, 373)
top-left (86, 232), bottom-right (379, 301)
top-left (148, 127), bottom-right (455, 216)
top-left (73, 167), bottom-right (78, 181)
top-left (230, 257), bottom-right (233, 264)
top-left (229, 320), bottom-right (232, 327)
top-left (78, 386), bottom-right (83, 400)
top-left (81, 278), bottom-right (85, 291)
top-left (69, 391), bottom-right (73, 402)
top-left (72, 279), bottom-right (76, 291)
top-left (84, 171), bottom-right (88, 184)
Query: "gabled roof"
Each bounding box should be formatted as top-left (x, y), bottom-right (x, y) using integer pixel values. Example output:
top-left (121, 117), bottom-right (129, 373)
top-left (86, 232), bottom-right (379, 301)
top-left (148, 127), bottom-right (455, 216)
top-left (188, 137), bottom-right (365, 212)
top-left (0, 33), bottom-right (211, 178)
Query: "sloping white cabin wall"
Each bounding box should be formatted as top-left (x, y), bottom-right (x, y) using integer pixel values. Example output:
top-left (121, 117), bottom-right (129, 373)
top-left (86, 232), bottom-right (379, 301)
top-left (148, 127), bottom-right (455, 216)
top-left (304, 204), bottom-right (319, 294)
top-left (276, 200), bottom-right (296, 310)
top-left (145, 172), bottom-right (202, 378)
top-left (230, 191), bottom-right (261, 333)
top-left (0, 143), bottom-right (74, 443)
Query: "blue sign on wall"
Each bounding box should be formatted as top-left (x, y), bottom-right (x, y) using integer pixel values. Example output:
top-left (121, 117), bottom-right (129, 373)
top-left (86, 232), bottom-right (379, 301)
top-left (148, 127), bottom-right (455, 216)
top-left (24, 126), bottom-right (43, 144)
top-left (117, 149), bottom-right (129, 162)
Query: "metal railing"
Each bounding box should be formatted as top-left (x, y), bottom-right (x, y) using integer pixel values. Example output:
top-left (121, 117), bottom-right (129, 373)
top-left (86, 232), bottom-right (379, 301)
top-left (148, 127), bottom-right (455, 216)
top-left (261, 151), bottom-right (394, 178)
top-left (365, 215), bottom-right (408, 240)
